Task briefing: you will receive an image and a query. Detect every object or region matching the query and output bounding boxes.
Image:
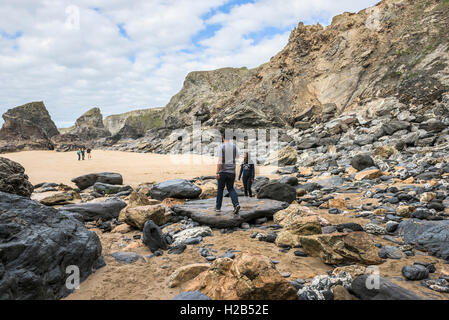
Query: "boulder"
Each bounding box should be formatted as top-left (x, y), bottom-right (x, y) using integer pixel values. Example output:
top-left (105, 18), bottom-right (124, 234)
top-left (275, 215), bottom-right (322, 248)
top-left (59, 198), bottom-right (127, 221)
top-left (168, 264), bottom-right (211, 288)
top-left (39, 192), bottom-right (76, 206)
top-left (396, 205), bottom-right (416, 218)
top-left (351, 155), bottom-right (375, 171)
top-left (71, 172), bottom-right (123, 190)
top-left (402, 265), bottom-right (429, 281)
top-left (276, 147), bottom-right (298, 166)
top-left (126, 191), bottom-right (157, 207)
top-left (172, 226), bottom-right (213, 246)
top-left (398, 219), bottom-right (449, 260)
top-left (381, 121), bottom-right (411, 135)
top-left (252, 176), bottom-right (270, 193)
top-left (171, 197), bottom-right (289, 228)
top-left (350, 275), bottom-right (422, 300)
top-left (0, 157), bottom-right (34, 197)
top-left (142, 220), bottom-right (169, 252)
top-left (257, 182), bottom-right (296, 204)
top-left (93, 183), bottom-right (133, 196)
top-left (185, 252), bottom-right (297, 300)
top-left (0, 192), bottom-right (103, 300)
top-left (119, 204), bottom-right (171, 229)
top-left (299, 232), bottom-right (382, 265)
top-left (150, 179), bottom-right (202, 201)
top-left (274, 204), bottom-right (329, 227)
top-left (355, 169), bottom-right (382, 181)
top-left (279, 176), bottom-right (298, 186)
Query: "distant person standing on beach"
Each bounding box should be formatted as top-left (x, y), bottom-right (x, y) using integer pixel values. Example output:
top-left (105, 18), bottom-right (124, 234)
top-left (81, 147), bottom-right (85, 160)
top-left (215, 129), bottom-right (240, 215)
top-left (238, 152), bottom-right (255, 197)
top-left (77, 148), bottom-right (81, 161)
top-left (87, 147), bottom-right (92, 159)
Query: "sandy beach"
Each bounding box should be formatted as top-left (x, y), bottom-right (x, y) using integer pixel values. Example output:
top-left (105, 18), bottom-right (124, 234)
top-left (2, 150), bottom-right (277, 187)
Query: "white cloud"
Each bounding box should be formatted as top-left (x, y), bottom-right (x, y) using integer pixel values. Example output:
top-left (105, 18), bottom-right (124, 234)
top-left (0, 0), bottom-right (378, 127)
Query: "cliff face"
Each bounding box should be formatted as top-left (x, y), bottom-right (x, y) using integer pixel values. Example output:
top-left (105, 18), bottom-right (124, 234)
top-left (158, 0), bottom-right (448, 130)
top-left (0, 101), bottom-right (59, 152)
top-left (104, 108), bottom-right (164, 139)
top-left (161, 67), bottom-right (257, 128)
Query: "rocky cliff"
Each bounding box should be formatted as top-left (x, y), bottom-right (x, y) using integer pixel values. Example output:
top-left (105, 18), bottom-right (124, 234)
top-left (106, 0), bottom-right (449, 157)
top-left (0, 101), bottom-right (59, 153)
top-left (156, 0), bottom-right (449, 130)
top-left (161, 67), bottom-right (257, 129)
top-left (104, 108), bottom-right (164, 139)
top-left (3, 0), bottom-right (449, 158)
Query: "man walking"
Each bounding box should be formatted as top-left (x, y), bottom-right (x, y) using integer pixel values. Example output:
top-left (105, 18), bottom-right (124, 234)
top-left (215, 129), bottom-right (240, 215)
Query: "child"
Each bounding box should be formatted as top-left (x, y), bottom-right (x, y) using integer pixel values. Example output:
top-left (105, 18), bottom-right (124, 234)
top-left (238, 152), bottom-right (255, 197)
top-left (77, 149), bottom-right (81, 161)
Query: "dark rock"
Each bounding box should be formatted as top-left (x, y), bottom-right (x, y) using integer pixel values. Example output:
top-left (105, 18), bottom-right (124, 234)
top-left (142, 220), bottom-right (169, 253)
top-left (299, 182), bottom-right (322, 192)
top-left (350, 275), bottom-right (422, 300)
top-left (150, 179), bottom-right (201, 200)
top-left (279, 176), bottom-right (298, 186)
top-left (351, 155), bottom-right (376, 171)
top-left (111, 252), bottom-right (144, 264)
top-left (59, 198), bottom-right (127, 221)
top-left (336, 223), bottom-right (364, 232)
top-left (294, 251), bottom-right (308, 257)
top-left (381, 121), bottom-right (411, 135)
top-left (0, 192), bottom-right (103, 300)
top-left (171, 197), bottom-right (288, 228)
top-left (258, 182), bottom-right (296, 204)
top-left (398, 219), bottom-right (449, 260)
top-left (414, 262), bottom-right (436, 273)
top-left (386, 221), bottom-right (399, 233)
top-left (71, 172), bottom-right (123, 190)
top-left (93, 182), bottom-right (133, 195)
top-left (168, 244), bottom-right (187, 255)
top-left (0, 157), bottom-right (34, 197)
top-left (184, 237), bottom-right (202, 245)
top-left (252, 176), bottom-right (270, 193)
top-left (428, 201), bottom-right (445, 212)
top-left (402, 265), bottom-right (429, 281)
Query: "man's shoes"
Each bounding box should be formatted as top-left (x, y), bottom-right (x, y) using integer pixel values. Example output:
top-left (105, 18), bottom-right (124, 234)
top-left (215, 208), bottom-right (222, 213)
top-left (233, 205), bottom-right (240, 215)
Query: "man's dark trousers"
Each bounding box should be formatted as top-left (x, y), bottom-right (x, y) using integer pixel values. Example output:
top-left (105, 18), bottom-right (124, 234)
top-left (216, 172), bottom-right (239, 210)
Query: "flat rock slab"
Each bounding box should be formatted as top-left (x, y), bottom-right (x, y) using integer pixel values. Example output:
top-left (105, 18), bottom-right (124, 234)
top-left (59, 198), bottom-right (127, 221)
top-left (171, 197), bottom-right (289, 228)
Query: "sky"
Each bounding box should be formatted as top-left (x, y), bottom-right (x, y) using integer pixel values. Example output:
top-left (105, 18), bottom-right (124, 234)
top-left (0, 0), bottom-right (379, 128)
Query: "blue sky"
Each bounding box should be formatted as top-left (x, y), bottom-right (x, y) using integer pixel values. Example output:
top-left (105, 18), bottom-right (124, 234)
top-left (0, 0), bottom-right (379, 128)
